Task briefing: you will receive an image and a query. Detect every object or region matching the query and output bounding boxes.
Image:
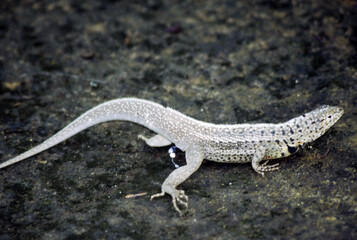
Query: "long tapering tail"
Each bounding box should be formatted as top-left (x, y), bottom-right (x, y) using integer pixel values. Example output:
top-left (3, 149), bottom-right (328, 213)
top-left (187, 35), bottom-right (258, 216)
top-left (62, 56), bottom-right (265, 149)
top-left (0, 98), bottom-right (167, 169)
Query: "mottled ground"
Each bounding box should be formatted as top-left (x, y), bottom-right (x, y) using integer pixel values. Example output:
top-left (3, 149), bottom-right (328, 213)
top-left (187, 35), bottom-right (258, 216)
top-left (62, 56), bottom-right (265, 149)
top-left (0, 0), bottom-right (356, 239)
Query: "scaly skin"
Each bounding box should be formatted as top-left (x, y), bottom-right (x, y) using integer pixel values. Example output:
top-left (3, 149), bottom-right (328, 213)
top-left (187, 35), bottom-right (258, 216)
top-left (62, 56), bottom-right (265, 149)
top-left (0, 98), bottom-right (344, 215)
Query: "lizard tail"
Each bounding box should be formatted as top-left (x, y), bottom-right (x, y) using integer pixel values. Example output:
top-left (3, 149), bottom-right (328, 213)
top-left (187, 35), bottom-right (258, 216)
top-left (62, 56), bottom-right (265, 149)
top-left (0, 98), bottom-right (167, 169)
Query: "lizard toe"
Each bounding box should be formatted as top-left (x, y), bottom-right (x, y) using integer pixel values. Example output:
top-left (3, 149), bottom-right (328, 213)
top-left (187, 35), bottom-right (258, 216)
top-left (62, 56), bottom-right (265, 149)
top-left (150, 191), bottom-right (165, 201)
top-left (255, 163), bottom-right (280, 175)
top-left (171, 189), bottom-right (189, 216)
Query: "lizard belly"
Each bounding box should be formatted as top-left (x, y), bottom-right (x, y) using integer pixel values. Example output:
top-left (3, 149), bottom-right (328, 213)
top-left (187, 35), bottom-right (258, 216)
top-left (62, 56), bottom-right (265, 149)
top-left (204, 148), bottom-right (254, 163)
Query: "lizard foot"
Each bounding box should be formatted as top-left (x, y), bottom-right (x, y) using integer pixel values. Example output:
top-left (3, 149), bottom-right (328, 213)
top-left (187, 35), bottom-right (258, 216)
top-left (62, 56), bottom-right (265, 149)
top-left (151, 189), bottom-right (188, 216)
top-left (255, 161), bottom-right (280, 176)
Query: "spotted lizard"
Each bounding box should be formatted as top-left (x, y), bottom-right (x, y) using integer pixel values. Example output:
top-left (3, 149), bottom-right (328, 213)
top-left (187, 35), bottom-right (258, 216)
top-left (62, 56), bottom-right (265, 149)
top-left (0, 98), bottom-right (344, 215)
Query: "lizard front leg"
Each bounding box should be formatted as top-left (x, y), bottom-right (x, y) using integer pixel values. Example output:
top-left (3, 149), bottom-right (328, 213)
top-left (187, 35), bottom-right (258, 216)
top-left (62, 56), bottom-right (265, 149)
top-left (151, 147), bottom-right (204, 216)
top-left (252, 144), bottom-right (280, 176)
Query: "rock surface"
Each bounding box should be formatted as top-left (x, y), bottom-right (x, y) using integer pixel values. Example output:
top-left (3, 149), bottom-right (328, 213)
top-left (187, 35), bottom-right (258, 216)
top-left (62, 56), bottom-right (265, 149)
top-left (0, 0), bottom-right (356, 239)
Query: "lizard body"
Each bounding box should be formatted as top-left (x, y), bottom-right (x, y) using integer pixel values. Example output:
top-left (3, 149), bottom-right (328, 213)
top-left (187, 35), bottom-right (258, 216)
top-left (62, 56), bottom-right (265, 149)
top-left (0, 98), bottom-right (344, 215)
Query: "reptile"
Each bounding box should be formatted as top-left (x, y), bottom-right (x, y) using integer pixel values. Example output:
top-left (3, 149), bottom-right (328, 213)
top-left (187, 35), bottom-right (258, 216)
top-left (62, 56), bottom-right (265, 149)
top-left (0, 98), bottom-right (344, 215)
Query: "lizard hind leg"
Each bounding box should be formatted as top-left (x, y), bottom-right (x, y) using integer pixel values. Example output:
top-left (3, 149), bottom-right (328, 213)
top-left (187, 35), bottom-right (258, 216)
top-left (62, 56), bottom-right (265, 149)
top-left (150, 147), bottom-right (204, 216)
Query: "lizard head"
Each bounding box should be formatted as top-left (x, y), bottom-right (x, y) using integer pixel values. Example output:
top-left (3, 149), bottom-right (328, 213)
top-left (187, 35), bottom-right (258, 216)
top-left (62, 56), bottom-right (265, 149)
top-left (287, 105), bottom-right (344, 146)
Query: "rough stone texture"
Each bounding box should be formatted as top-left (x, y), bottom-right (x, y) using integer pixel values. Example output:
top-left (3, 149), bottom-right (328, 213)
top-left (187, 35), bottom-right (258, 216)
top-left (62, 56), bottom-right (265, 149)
top-left (0, 0), bottom-right (356, 239)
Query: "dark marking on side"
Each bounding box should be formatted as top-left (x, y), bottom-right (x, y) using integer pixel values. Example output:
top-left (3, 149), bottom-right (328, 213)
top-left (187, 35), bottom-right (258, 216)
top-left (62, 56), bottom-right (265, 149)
top-left (287, 145), bottom-right (298, 154)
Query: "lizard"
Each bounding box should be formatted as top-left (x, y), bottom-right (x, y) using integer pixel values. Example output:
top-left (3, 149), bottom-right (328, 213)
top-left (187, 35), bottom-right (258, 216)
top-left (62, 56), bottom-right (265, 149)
top-left (0, 98), bottom-right (344, 215)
